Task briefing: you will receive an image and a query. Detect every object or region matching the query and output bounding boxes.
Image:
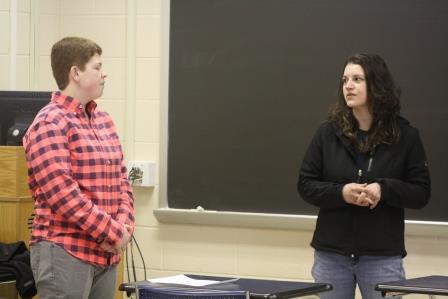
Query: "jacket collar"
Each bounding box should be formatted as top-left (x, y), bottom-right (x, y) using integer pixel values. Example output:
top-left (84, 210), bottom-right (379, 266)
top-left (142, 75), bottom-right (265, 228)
top-left (330, 121), bottom-right (357, 158)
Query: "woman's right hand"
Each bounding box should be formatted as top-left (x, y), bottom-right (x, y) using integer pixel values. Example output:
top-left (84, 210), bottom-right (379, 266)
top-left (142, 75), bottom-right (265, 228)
top-left (342, 183), bottom-right (373, 207)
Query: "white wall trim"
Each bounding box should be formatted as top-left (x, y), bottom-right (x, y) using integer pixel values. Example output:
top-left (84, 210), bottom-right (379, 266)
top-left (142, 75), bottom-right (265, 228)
top-left (29, 0), bottom-right (39, 90)
top-left (125, 0), bottom-right (137, 160)
top-left (9, 0), bottom-right (17, 89)
top-left (159, 0), bottom-right (170, 207)
top-left (154, 208), bottom-right (448, 237)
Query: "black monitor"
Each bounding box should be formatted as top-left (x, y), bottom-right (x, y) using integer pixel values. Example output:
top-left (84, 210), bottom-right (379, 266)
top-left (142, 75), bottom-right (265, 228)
top-left (0, 90), bottom-right (51, 146)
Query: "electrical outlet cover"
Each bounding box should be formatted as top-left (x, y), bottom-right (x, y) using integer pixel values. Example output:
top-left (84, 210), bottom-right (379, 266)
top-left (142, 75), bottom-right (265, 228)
top-left (127, 161), bottom-right (156, 187)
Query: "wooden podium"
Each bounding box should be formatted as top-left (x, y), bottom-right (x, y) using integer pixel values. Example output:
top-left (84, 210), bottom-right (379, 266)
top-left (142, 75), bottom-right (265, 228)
top-left (0, 146), bottom-right (33, 298)
top-left (0, 146), bottom-right (33, 243)
top-left (0, 146), bottom-right (124, 299)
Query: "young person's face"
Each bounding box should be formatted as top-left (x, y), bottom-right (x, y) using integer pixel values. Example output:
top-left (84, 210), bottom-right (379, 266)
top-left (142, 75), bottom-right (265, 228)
top-left (78, 53), bottom-right (107, 101)
top-left (342, 63), bottom-right (368, 110)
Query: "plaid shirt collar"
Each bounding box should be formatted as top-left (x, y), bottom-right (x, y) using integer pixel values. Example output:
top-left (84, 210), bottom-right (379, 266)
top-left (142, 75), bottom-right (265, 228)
top-left (51, 91), bottom-right (98, 115)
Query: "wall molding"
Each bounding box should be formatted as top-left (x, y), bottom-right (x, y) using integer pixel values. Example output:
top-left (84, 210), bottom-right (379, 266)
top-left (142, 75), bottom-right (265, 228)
top-left (125, 0), bottom-right (137, 160)
top-left (9, 0), bottom-right (17, 89)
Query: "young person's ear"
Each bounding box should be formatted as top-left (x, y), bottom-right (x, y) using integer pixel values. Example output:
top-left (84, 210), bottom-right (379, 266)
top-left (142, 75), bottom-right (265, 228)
top-left (70, 66), bottom-right (80, 81)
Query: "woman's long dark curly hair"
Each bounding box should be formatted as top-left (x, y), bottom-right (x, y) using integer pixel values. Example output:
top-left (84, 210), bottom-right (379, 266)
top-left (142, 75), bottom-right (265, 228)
top-left (329, 53), bottom-right (401, 152)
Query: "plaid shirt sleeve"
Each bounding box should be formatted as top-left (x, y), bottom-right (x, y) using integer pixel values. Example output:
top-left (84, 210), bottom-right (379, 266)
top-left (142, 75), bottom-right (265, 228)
top-left (25, 119), bottom-right (125, 247)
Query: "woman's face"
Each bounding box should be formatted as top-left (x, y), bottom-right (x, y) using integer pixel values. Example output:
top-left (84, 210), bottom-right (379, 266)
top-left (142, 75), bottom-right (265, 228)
top-left (342, 63), bottom-right (368, 110)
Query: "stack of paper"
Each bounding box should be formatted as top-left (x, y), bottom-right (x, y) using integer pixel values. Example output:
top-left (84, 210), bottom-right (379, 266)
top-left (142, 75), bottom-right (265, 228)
top-left (148, 275), bottom-right (238, 287)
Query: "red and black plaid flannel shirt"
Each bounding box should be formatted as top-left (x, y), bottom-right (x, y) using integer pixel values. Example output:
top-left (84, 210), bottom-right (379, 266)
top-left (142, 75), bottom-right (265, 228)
top-left (23, 91), bottom-right (134, 266)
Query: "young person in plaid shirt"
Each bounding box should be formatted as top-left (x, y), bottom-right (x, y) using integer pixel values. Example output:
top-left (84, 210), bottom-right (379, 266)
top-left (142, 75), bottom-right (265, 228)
top-left (23, 36), bottom-right (134, 299)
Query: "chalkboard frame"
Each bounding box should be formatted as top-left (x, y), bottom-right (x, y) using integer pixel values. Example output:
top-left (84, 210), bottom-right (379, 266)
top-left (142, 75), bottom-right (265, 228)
top-left (155, 0), bottom-right (448, 235)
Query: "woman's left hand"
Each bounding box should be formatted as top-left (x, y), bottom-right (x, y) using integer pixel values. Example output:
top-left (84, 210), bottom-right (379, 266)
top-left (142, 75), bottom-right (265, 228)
top-left (364, 182), bottom-right (382, 209)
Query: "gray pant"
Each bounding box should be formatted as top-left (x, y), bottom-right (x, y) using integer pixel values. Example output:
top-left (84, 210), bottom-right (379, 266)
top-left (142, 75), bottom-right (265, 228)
top-left (31, 241), bottom-right (117, 299)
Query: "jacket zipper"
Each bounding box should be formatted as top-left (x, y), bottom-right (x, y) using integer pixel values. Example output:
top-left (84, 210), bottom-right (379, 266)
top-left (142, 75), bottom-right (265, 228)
top-left (357, 150), bottom-right (374, 183)
top-left (367, 150), bottom-right (374, 172)
top-left (353, 168), bottom-right (363, 257)
top-left (350, 150), bottom-right (374, 260)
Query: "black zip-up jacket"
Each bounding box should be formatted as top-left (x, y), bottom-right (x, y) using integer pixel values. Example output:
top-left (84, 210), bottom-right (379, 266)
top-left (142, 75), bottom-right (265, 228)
top-left (298, 118), bottom-right (430, 257)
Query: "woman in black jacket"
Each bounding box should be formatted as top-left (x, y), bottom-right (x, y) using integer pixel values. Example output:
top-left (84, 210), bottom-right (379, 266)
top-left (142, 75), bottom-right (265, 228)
top-left (298, 53), bottom-right (430, 299)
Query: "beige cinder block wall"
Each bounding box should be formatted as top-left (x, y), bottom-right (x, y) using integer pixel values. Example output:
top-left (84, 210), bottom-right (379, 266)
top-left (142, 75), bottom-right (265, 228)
top-left (0, 0), bottom-right (33, 89)
top-left (1, 1), bottom-right (447, 298)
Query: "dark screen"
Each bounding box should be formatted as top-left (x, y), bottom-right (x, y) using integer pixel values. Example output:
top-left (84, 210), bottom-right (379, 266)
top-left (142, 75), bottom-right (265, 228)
top-left (168, 0), bottom-right (448, 221)
top-left (0, 91), bottom-right (51, 146)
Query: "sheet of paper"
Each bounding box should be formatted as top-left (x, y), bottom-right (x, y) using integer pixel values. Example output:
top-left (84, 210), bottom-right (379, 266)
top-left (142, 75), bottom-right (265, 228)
top-left (148, 275), bottom-right (222, 287)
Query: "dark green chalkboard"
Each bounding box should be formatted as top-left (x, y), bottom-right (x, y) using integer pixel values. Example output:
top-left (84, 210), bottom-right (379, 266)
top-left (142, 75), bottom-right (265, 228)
top-left (168, 0), bottom-right (448, 221)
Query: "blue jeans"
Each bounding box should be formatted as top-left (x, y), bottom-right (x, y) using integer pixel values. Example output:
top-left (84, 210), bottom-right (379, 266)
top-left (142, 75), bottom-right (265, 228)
top-left (312, 250), bottom-right (405, 299)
